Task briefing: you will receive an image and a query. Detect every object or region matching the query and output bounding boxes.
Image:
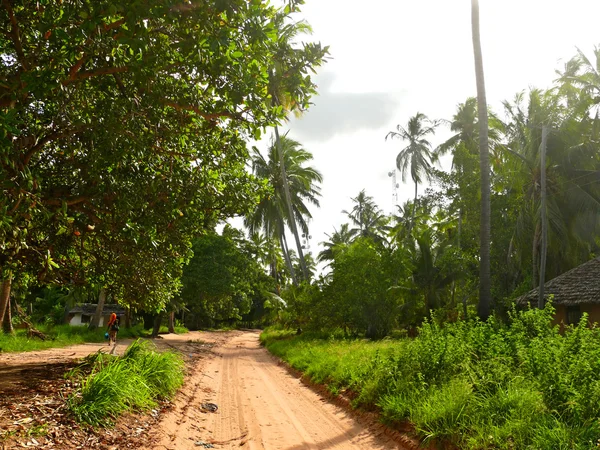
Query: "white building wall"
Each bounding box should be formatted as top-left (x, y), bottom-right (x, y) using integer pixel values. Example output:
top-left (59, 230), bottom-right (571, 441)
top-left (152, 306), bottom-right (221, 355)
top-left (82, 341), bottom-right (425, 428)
top-left (69, 314), bottom-right (106, 327)
top-left (70, 314), bottom-right (84, 326)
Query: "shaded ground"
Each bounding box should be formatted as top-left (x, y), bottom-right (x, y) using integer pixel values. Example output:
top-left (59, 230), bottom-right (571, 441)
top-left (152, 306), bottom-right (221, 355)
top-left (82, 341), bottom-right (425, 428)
top-left (0, 332), bottom-right (211, 450)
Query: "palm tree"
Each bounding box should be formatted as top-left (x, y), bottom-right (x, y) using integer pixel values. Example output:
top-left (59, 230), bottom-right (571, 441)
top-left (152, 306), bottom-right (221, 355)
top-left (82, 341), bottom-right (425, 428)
top-left (342, 190), bottom-right (389, 244)
top-left (501, 89), bottom-right (600, 289)
top-left (471, 0), bottom-right (491, 320)
top-left (267, 14), bottom-right (326, 281)
top-left (412, 230), bottom-right (463, 313)
top-left (558, 46), bottom-right (600, 116)
top-left (318, 223), bottom-right (353, 265)
top-left (385, 113), bottom-right (438, 227)
top-left (245, 135), bottom-right (322, 285)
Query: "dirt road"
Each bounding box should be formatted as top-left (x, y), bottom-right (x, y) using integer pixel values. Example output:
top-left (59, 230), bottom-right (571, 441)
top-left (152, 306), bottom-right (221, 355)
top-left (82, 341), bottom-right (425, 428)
top-left (0, 331), bottom-right (409, 449)
top-left (150, 331), bottom-right (406, 450)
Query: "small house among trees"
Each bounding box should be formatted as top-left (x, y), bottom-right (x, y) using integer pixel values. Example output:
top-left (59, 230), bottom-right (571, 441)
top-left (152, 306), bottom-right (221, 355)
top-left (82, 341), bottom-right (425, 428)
top-left (518, 257), bottom-right (600, 326)
top-left (67, 304), bottom-right (125, 327)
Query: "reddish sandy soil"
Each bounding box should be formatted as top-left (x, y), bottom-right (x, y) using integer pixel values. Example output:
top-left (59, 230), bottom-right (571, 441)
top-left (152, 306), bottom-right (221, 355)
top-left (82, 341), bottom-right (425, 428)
top-left (0, 331), bottom-right (412, 450)
top-left (147, 331), bottom-right (408, 450)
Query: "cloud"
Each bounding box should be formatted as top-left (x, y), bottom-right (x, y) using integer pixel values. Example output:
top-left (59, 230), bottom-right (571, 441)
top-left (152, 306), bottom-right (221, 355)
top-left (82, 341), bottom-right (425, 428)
top-left (288, 72), bottom-right (403, 142)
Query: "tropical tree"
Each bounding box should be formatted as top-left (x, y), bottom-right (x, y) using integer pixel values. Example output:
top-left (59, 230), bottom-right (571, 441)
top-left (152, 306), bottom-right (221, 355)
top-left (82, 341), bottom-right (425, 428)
top-left (0, 0), bottom-right (328, 330)
top-left (318, 224), bottom-right (353, 265)
top-left (342, 190), bottom-right (389, 244)
top-left (501, 89), bottom-right (600, 289)
top-left (245, 135), bottom-right (322, 284)
top-left (385, 113), bottom-right (438, 227)
top-left (471, 0), bottom-right (491, 319)
top-left (267, 12), bottom-right (329, 280)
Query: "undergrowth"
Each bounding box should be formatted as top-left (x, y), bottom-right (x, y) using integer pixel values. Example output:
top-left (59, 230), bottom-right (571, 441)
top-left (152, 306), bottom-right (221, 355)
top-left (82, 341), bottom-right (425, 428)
top-left (67, 340), bottom-right (185, 426)
top-left (261, 305), bottom-right (600, 449)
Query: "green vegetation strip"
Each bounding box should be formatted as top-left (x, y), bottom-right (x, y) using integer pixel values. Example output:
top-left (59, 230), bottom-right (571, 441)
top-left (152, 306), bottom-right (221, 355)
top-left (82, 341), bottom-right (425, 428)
top-left (261, 307), bottom-right (600, 449)
top-left (67, 340), bottom-right (185, 426)
top-left (0, 324), bottom-right (188, 353)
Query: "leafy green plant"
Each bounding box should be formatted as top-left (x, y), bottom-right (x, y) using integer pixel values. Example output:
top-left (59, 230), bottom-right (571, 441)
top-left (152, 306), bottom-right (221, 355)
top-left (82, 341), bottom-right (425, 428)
top-left (261, 305), bottom-right (600, 448)
top-left (68, 340), bottom-right (184, 426)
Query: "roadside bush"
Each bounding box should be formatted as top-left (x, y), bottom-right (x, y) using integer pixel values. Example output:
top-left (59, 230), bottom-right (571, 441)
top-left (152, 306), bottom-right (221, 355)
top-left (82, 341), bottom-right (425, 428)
top-left (261, 304), bottom-right (600, 448)
top-left (68, 340), bottom-right (184, 426)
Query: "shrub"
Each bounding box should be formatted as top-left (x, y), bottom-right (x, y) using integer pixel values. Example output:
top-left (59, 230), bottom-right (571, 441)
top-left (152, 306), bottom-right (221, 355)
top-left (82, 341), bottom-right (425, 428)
top-left (262, 305), bottom-right (600, 448)
top-left (68, 340), bottom-right (184, 426)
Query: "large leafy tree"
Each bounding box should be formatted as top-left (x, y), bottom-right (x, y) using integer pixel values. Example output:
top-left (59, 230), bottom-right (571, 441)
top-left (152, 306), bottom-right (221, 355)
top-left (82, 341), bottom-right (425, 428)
top-left (245, 135), bottom-right (322, 284)
top-left (180, 227), bottom-right (274, 329)
top-left (0, 0), bottom-right (327, 326)
top-left (386, 113), bottom-right (438, 228)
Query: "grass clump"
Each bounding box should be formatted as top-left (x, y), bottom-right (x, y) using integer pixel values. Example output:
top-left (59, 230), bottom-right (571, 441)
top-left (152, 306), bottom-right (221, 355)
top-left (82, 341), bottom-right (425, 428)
top-left (261, 305), bottom-right (600, 449)
top-left (68, 339), bottom-right (184, 426)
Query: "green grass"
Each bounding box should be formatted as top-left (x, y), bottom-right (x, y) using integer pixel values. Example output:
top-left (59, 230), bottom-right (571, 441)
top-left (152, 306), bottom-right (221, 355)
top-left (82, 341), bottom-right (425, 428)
top-left (67, 339), bottom-right (185, 426)
top-left (0, 323), bottom-right (153, 353)
top-left (158, 325), bottom-right (189, 334)
top-left (261, 306), bottom-right (600, 449)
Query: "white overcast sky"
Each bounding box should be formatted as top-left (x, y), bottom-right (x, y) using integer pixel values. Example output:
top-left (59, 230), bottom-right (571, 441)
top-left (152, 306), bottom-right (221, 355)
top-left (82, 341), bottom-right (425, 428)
top-left (241, 0), bottom-right (600, 261)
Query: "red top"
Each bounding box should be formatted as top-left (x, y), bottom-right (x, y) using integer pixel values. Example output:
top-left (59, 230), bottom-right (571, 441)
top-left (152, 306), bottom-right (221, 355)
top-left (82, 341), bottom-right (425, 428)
top-left (107, 313), bottom-right (117, 327)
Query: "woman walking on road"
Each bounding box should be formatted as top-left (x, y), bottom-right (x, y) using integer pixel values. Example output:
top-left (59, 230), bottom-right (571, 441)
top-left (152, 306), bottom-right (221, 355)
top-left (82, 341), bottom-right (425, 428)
top-left (106, 312), bottom-right (119, 354)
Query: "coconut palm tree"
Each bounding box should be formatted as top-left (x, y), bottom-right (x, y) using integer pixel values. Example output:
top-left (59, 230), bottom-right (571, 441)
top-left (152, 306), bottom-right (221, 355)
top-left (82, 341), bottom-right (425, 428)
top-left (385, 113), bottom-right (438, 228)
top-left (502, 89), bottom-right (600, 289)
top-left (267, 15), bottom-right (327, 281)
top-left (318, 223), bottom-right (353, 265)
top-left (342, 190), bottom-right (389, 244)
top-left (471, 0), bottom-right (491, 320)
top-left (245, 135), bottom-right (322, 285)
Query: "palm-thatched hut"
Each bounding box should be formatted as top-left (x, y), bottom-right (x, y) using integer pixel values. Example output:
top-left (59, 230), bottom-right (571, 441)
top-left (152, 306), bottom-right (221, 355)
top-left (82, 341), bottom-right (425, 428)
top-left (517, 257), bottom-right (600, 326)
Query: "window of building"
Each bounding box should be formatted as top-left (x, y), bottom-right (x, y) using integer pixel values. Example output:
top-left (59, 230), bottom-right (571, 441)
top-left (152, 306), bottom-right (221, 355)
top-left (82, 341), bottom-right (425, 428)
top-left (81, 314), bottom-right (91, 323)
top-left (567, 305), bottom-right (582, 325)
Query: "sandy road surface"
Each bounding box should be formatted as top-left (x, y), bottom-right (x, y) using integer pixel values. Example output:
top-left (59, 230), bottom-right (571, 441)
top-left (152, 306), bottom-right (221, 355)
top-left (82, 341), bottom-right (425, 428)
top-left (150, 331), bottom-right (406, 450)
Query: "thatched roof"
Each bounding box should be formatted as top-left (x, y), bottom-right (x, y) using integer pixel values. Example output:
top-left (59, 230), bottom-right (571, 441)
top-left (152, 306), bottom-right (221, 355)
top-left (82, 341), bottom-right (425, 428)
top-left (68, 303), bottom-right (126, 315)
top-left (517, 257), bottom-right (600, 306)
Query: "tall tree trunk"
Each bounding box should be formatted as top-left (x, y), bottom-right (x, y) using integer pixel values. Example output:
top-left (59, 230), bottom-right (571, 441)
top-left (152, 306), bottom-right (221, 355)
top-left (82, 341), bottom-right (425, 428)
top-left (532, 221), bottom-right (541, 289)
top-left (274, 125), bottom-right (309, 281)
top-left (411, 181), bottom-right (418, 230)
top-left (0, 275), bottom-right (12, 332)
top-left (151, 312), bottom-right (163, 338)
top-left (278, 229), bottom-right (297, 285)
top-left (124, 306), bottom-right (132, 328)
top-left (90, 287), bottom-right (106, 329)
top-left (168, 310), bottom-right (175, 333)
top-left (538, 126), bottom-right (549, 309)
top-left (471, 0), bottom-right (491, 320)
top-left (2, 296), bottom-right (14, 335)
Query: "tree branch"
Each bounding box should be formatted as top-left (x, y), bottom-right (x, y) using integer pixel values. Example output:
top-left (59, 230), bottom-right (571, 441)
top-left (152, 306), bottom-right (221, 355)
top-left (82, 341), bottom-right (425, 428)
top-left (162, 100), bottom-right (238, 121)
top-left (22, 128), bottom-right (85, 166)
top-left (2, 0), bottom-right (28, 71)
top-left (44, 196), bottom-right (89, 207)
top-left (62, 66), bottom-right (128, 85)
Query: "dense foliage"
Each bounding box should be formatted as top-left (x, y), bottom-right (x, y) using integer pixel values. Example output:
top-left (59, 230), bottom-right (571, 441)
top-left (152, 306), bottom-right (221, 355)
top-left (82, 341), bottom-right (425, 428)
top-left (180, 226), bottom-right (275, 329)
top-left (0, 0), bottom-right (327, 323)
top-left (263, 305), bottom-right (600, 449)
